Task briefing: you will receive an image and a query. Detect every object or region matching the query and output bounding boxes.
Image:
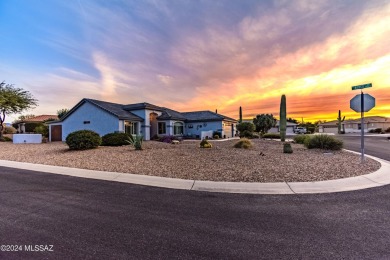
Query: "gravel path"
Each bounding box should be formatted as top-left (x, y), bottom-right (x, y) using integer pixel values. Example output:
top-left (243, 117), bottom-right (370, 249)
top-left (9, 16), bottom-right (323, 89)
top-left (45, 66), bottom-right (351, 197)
top-left (0, 139), bottom-right (381, 182)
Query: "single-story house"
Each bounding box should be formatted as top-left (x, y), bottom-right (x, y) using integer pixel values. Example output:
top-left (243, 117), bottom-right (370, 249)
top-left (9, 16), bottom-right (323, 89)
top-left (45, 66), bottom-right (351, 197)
top-left (268, 120), bottom-right (298, 134)
top-left (319, 116), bottom-right (390, 133)
top-left (48, 98), bottom-right (237, 142)
top-left (13, 114), bottom-right (58, 133)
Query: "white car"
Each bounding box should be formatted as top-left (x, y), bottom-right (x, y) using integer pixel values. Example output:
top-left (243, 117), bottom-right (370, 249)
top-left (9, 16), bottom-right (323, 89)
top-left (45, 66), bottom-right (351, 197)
top-left (294, 127), bottom-right (307, 134)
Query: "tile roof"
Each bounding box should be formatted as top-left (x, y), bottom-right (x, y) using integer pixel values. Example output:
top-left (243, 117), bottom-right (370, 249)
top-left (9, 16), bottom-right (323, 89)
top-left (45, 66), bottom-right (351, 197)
top-left (157, 108), bottom-right (187, 121)
top-left (123, 102), bottom-right (163, 111)
top-left (22, 115), bottom-right (58, 122)
top-left (182, 111), bottom-right (237, 122)
top-left (86, 99), bottom-right (143, 121)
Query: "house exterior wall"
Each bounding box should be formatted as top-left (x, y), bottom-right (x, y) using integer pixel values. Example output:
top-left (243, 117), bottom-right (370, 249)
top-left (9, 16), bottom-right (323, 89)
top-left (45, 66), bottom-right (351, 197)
top-left (60, 102), bottom-right (120, 141)
top-left (269, 126), bottom-right (295, 134)
top-left (130, 109), bottom-right (162, 140)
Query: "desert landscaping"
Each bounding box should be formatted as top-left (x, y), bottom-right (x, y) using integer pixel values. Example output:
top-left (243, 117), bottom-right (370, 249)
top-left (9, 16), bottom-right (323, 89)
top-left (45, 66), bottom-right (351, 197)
top-left (0, 139), bottom-right (381, 182)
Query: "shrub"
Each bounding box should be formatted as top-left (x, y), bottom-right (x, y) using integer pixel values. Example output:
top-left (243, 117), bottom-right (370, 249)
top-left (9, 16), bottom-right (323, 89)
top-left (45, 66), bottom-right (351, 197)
top-left (4, 126), bottom-right (17, 134)
top-left (236, 122), bottom-right (255, 133)
top-left (151, 134), bottom-right (159, 140)
top-left (368, 129), bottom-right (376, 133)
top-left (126, 135), bottom-right (143, 150)
top-left (66, 130), bottom-right (101, 150)
top-left (283, 143), bottom-right (293, 153)
top-left (374, 128), bottom-right (382, 133)
top-left (101, 132), bottom-right (130, 146)
top-left (234, 138), bottom-right (253, 149)
top-left (159, 135), bottom-right (178, 143)
top-left (386, 127), bottom-right (390, 133)
top-left (0, 136), bottom-right (12, 142)
top-left (200, 139), bottom-right (212, 148)
top-left (303, 134), bottom-right (343, 150)
top-left (213, 135), bottom-right (219, 139)
top-left (262, 133), bottom-right (281, 139)
top-left (240, 130), bottom-right (254, 138)
top-left (293, 135), bottom-right (310, 144)
top-left (213, 131), bottom-right (222, 138)
top-left (34, 125), bottom-right (49, 137)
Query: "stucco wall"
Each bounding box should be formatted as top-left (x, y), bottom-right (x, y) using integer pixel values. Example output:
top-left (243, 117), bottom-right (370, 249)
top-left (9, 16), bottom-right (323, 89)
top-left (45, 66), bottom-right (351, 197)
top-left (131, 109), bottom-right (162, 140)
top-left (60, 102), bottom-right (120, 141)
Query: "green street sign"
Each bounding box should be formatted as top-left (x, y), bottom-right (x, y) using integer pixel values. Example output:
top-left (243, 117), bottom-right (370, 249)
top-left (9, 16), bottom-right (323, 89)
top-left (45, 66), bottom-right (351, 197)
top-left (352, 83), bottom-right (372, 90)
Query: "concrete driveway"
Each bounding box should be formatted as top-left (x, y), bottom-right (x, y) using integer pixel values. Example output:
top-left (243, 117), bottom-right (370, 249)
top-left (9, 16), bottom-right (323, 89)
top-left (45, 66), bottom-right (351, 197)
top-left (1, 166), bottom-right (390, 259)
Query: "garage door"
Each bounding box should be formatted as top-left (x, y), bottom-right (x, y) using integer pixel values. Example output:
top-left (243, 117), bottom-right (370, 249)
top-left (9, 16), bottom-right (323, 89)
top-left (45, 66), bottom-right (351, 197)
top-left (323, 127), bottom-right (338, 134)
top-left (223, 122), bottom-right (233, 138)
top-left (51, 125), bottom-right (62, 141)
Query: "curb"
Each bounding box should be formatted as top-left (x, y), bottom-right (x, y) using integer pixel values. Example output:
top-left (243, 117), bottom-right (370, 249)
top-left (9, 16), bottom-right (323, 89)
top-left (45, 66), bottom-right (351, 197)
top-left (0, 150), bottom-right (389, 194)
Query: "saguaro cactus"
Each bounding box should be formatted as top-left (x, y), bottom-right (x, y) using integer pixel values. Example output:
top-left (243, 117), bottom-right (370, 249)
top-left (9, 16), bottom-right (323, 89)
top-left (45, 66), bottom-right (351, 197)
top-left (337, 110), bottom-right (345, 134)
top-left (280, 95), bottom-right (287, 142)
top-left (239, 106), bottom-right (242, 123)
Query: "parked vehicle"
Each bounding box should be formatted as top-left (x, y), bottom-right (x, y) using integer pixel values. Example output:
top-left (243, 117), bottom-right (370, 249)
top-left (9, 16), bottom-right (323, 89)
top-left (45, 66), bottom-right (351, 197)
top-left (294, 127), bottom-right (307, 134)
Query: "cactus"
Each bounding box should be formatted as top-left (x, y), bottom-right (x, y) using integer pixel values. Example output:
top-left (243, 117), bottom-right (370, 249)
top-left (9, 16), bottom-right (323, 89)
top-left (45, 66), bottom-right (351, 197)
top-left (239, 106), bottom-right (242, 123)
top-left (280, 95), bottom-right (287, 142)
top-left (337, 110), bottom-right (345, 134)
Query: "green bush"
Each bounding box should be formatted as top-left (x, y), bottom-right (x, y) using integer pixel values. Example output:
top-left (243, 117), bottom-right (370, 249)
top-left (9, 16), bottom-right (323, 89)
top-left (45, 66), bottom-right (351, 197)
top-left (213, 131), bottom-right (222, 138)
top-left (102, 132), bottom-right (130, 146)
top-left (386, 127), bottom-right (390, 133)
top-left (236, 122), bottom-right (255, 133)
top-left (213, 135), bottom-right (219, 139)
top-left (200, 139), bottom-right (212, 148)
top-left (283, 143), bottom-right (293, 153)
top-left (126, 135), bottom-right (143, 150)
top-left (66, 130), bottom-right (101, 150)
top-left (234, 138), bottom-right (253, 149)
top-left (293, 135), bottom-right (310, 144)
top-left (262, 133), bottom-right (281, 139)
top-left (303, 134), bottom-right (343, 150)
top-left (34, 125), bottom-right (49, 137)
top-left (0, 136), bottom-right (12, 142)
top-left (4, 126), bottom-right (17, 134)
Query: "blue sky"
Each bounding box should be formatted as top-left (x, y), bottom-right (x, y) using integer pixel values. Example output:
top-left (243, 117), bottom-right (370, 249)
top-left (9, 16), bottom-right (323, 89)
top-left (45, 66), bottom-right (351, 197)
top-left (1, 0), bottom-right (389, 123)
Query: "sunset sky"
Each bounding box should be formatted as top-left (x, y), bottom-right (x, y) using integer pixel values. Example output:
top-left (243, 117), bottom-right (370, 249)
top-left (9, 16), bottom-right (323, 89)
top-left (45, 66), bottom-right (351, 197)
top-left (1, 0), bottom-right (389, 123)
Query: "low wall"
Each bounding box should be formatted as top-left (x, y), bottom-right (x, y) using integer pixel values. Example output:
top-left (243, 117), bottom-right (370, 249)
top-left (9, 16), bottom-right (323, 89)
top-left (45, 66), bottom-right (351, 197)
top-left (13, 134), bottom-right (42, 144)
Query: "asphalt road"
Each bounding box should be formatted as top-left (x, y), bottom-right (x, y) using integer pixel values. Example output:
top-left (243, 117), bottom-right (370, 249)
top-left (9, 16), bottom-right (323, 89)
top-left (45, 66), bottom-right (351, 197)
top-left (1, 166), bottom-right (390, 259)
top-left (338, 135), bottom-right (390, 161)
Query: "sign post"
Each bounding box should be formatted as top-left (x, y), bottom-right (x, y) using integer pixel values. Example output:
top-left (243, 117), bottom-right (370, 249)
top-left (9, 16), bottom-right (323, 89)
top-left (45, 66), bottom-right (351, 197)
top-left (350, 83), bottom-right (375, 163)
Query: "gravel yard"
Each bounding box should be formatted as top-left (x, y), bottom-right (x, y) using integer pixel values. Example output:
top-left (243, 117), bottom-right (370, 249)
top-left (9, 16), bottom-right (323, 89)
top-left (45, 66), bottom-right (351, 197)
top-left (0, 139), bottom-right (381, 182)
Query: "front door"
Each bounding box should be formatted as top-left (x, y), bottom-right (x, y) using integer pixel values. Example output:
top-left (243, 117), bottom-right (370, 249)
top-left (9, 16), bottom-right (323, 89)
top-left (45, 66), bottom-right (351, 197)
top-left (150, 113), bottom-right (158, 138)
top-left (51, 125), bottom-right (62, 141)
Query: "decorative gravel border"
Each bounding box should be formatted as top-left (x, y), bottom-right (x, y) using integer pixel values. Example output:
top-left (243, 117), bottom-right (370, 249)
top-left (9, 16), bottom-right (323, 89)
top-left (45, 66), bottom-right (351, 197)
top-left (0, 139), bottom-right (381, 183)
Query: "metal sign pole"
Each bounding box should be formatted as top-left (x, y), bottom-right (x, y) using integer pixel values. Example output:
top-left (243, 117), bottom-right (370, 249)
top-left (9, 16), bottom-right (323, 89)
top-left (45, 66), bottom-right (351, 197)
top-left (361, 90), bottom-right (364, 163)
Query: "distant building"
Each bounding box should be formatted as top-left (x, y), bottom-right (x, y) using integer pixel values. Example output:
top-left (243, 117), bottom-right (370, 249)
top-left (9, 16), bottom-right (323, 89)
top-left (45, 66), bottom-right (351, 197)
top-left (318, 116), bottom-right (390, 133)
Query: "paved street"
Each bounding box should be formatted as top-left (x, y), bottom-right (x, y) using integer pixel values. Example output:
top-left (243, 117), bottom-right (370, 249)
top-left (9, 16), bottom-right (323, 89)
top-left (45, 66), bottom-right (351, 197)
top-left (1, 166), bottom-right (390, 259)
top-left (338, 135), bottom-right (390, 161)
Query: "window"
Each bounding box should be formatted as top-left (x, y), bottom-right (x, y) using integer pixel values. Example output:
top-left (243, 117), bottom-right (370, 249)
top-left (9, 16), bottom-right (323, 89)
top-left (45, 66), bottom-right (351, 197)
top-left (174, 122), bottom-right (184, 135)
top-left (125, 122), bottom-right (137, 135)
top-left (158, 122), bottom-right (166, 134)
top-left (358, 124), bottom-right (361, 130)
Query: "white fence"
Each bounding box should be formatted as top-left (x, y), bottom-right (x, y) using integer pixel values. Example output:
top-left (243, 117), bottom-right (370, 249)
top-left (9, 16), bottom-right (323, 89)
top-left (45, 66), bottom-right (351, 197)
top-left (13, 134), bottom-right (42, 144)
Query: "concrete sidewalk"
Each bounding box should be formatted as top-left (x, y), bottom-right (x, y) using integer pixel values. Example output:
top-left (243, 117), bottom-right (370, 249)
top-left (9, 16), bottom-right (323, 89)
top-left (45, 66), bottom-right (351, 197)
top-left (0, 150), bottom-right (389, 194)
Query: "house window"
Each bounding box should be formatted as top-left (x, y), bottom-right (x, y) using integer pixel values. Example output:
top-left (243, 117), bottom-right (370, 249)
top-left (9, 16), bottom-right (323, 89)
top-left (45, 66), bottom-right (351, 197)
top-left (358, 124), bottom-right (361, 130)
top-left (125, 122), bottom-right (137, 135)
top-left (174, 122), bottom-right (184, 135)
top-left (83, 121), bottom-right (90, 124)
top-left (158, 122), bottom-right (166, 134)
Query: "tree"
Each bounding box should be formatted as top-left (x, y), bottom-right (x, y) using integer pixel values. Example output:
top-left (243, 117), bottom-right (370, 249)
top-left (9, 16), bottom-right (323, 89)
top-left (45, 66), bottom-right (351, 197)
top-left (287, 117), bottom-right (299, 124)
top-left (236, 122), bottom-right (255, 133)
top-left (253, 114), bottom-right (276, 134)
top-left (57, 108), bottom-right (69, 119)
top-left (0, 81), bottom-right (38, 138)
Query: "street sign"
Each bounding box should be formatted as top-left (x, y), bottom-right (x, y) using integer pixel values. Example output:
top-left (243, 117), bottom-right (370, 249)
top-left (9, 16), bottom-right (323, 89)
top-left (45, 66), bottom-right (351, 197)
top-left (350, 94), bottom-right (375, 112)
top-left (352, 83), bottom-right (372, 90)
